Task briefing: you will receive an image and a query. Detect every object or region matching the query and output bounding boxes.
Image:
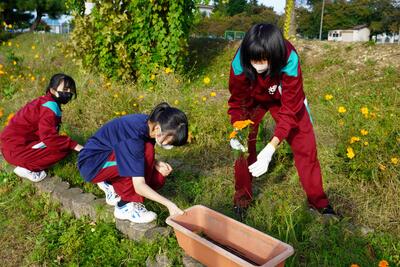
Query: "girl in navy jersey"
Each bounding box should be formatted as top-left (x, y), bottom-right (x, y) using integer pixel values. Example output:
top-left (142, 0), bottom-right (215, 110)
top-left (78, 102), bottom-right (188, 223)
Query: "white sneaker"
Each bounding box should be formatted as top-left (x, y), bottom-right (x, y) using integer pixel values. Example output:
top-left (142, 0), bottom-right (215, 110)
top-left (13, 166), bottom-right (46, 182)
top-left (97, 181), bottom-right (121, 206)
top-left (114, 202), bottom-right (157, 223)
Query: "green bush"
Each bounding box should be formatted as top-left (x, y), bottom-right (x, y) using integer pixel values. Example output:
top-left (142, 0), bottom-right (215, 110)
top-left (67, 0), bottom-right (194, 84)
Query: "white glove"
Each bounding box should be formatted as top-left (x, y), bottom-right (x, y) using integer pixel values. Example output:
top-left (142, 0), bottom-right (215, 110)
top-left (248, 143), bottom-right (276, 177)
top-left (230, 138), bottom-right (246, 152)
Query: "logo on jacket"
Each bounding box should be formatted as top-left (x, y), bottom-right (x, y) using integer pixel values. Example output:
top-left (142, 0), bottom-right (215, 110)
top-left (267, 84), bottom-right (282, 95)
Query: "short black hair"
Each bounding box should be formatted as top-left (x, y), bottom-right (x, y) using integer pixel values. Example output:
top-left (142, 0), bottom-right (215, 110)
top-left (148, 102), bottom-right (188, 146)
top-left (240, 23), bottom-right (287, 81)
top-left (46, 73), bottom-right (77, 98)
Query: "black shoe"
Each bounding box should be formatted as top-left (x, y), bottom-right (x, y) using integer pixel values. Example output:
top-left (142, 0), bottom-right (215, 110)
top-left (310, 204), bottom-right (339, 219)
top-left (319, 204), bottom-right (337, 216)
top-left (233, 205), bottom-right (248, 221)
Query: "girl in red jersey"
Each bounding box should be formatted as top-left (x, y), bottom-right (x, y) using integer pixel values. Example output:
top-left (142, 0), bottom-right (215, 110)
top-left (0, 73), bottom-right (83, 182)
top-left (228, 24), bottom-right (336, 219)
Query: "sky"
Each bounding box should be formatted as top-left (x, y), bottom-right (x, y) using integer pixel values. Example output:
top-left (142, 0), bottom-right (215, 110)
top-left (258, 0), bottom-right (286, 14)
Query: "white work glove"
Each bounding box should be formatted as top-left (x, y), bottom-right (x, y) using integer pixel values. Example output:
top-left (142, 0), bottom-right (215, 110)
top-left (230, 138), bottom-right (246, 152)
top-left (248, 143), bottom-right (276, 177)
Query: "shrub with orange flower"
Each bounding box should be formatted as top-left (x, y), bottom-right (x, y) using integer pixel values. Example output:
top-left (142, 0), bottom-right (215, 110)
top-left (229, 120), bottom-right (254, 155)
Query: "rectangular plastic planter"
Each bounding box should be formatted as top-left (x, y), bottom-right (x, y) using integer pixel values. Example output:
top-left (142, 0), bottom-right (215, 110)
top-left (166, 205), bottom-right (294, 267)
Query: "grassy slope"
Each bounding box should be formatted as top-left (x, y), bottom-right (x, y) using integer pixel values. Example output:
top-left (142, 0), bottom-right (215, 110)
top-left (0, 33), bottom-right (399, 266)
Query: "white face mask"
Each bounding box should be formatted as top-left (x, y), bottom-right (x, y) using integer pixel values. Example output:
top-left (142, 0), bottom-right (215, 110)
top-left (251, 63), bottom-right (269, 73)
top-left (155, 128), bottom-right (174, 150)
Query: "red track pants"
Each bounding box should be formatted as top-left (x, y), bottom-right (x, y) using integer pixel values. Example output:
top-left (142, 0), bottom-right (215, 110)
top-left (234, 105), bottom-right (329, 209)
top-left (91, 141), bottom-right (165, 203)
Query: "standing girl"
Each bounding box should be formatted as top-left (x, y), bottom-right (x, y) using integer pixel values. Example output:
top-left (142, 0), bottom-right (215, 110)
top-left (78, 102), bottom-right (188, 223)
top-left (0, 73), bottom-right (83, 182)
top-left (228, 24), bottom-right (335, 218)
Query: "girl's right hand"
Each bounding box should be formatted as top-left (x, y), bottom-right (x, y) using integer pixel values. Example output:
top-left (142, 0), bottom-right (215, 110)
top-left (167, 203), bottom-right (184, 217)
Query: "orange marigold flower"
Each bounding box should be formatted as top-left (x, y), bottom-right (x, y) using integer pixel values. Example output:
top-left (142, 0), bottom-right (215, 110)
top-left (378, 260), bottom-right (389, 267)
top-left (229, 130), bottom-right (238, 139)
top-left (233, 120), bottom-right (254, 130)
top-left (350, 264), bottom-right (360, 267)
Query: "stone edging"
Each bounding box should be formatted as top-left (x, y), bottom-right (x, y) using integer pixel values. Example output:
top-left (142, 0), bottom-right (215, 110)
top-left (0, 157), bottom-right (203, 267)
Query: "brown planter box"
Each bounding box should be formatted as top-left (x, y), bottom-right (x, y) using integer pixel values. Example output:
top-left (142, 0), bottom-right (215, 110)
top-left (166, 205), bottom-right (294, 267)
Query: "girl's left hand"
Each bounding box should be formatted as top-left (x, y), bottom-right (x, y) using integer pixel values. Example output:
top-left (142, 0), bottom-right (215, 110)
top-left (155, 161), bottom-right (173, 176)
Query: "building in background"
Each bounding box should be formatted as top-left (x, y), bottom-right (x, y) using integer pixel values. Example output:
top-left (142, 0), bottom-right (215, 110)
top-left (328, 25), bottom-right (370, 42)
top-left (42, 15), bottom-right (72, 34)
top-left (197, 4), bottom-right (214, 17)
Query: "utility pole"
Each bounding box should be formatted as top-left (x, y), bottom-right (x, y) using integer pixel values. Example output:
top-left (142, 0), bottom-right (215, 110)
top-left (319, 0), bottom-right (325, 40)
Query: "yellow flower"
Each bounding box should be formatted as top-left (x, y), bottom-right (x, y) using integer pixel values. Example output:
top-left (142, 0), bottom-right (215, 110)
top-left (133, 103), bottom-right (137, 107)
top-left (229, 130), bottom-right (238, 139)
top-left (150, 74), bottom-right (155, 81)
top-left (31, 45), bottom-right (36, 50)
top-left (12, 60), bottom-right (16, 65)
top-left (106, 82), bottom-right (111, 87)
top-left (233, 120), bottom-right (254, 130)
top-left (121, 111), bottom-right (127, 115)
top-left (360, 107), bottom-right (369, 118)
top-left (4, 113), bottom-right (14, 126)
top-left (138, 95), bottom-right (144, 99)
top-left (187, 131), bottom-right (193, 143)
top-left (113, 94), bottom-right (119, 98)
top-left (28, 73), bottom-right (32, 77)
top-left (41, 77), bottom-right (46, 82)
top-left (346, 147), bottom-right (355, 159)
top-left (0, 70), bottom-right (5, 75)
top-left (338, 106), bottom-right (346, 113)
top-left (360, 107), bottom-right (368, 115)
top-left (363, 141), bottom-right (369, 146)
top-left (378, 163), bottom-right (386, 171)
top-left (34, 54), bottom-right (40, 59)
top-left (378, 260), bottom-right (389, 267)
top-left (59, 131), bottom-right (68, 136)
top-left (391, 157), bottom-right (399, 165)
top-left (7, 24), bottom-right (12, 29)
top-left (31, 76), bottom-right (35, 81)
top-left (7, 41), bottom-right (11, 46)
top-left (324, 94), bottom-right (333, 100)
top-left (360, 129), bottom-right (368, 136)
top-left (114, 111), bottom-right (121, 115)
top-left (203, 76), bottom-right (211, 85)
top-left (165, 67), bottom-right (172, 74)
top-left (350, 136), bottom-right (360, 144)
top-left (174, 100), bottom-right (179, 105)
top-left (210, 92), bottom-right (217, 97)
top-left (202, 96), bottom-right (207, 101)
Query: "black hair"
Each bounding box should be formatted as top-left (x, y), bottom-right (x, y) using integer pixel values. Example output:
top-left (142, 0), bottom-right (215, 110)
top-left (240, 23), bottom-right (287, 81)
top-left (148, 102), bottom-right (188, 146)
top-left (46, 73), bottom-right (77, 98)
